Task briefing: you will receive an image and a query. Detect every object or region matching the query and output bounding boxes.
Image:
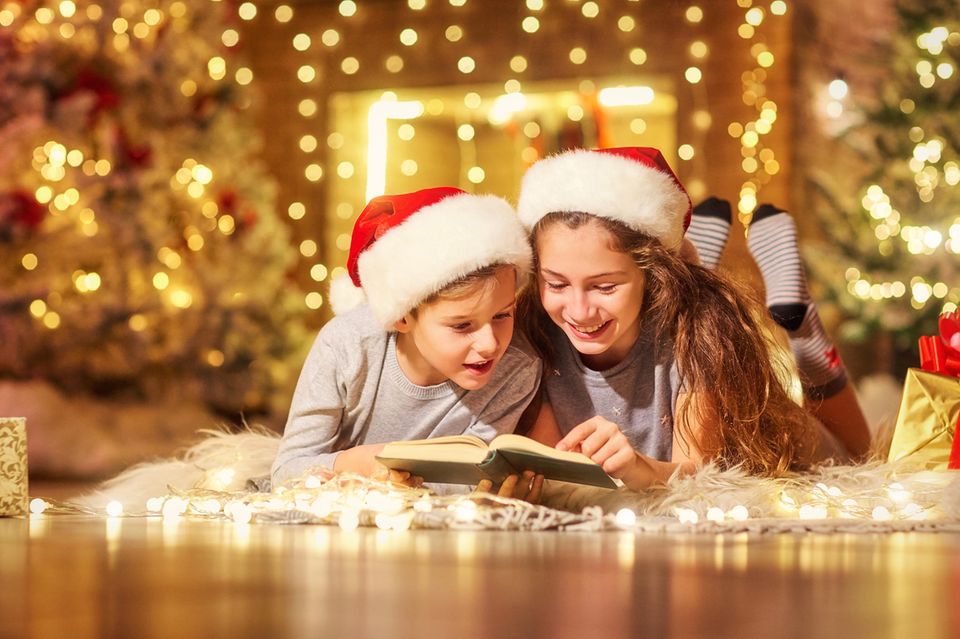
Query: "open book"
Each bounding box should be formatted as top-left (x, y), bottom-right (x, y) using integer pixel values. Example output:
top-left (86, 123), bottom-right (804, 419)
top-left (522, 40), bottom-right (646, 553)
top-left (376, 433), bottom-right (618, 489)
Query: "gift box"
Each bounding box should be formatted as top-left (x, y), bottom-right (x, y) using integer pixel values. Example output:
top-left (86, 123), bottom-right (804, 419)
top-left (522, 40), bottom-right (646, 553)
top-left (887, 369), bottom-right (960, 469)
top-left (0, 417), bottom-right (28, 516)
top-left (888, 312), bottom-right (960, 469)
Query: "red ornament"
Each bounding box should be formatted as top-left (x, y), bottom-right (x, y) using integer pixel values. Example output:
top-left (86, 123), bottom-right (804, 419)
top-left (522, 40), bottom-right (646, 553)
top-left (9, 190), bottom-right (44, 228)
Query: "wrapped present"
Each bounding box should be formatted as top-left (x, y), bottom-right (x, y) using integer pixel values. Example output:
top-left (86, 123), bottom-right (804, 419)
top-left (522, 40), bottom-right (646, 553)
top-left (888, 314), bottom-right (960, 469)
top-left (887, 369), bottom-right (960, 469)
top-left (0, 417), bottom-right (28, 516)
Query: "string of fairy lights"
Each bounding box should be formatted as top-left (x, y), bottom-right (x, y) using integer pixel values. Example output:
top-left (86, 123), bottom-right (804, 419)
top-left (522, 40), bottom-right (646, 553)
top-left (6, 0), bottom-right (796, 321)
top-left (245, 0), bottom-right (795, 311)
top-left (8, 1), bottom-right (956, 323)
top-left (838, 26), bottom-right (960, 314)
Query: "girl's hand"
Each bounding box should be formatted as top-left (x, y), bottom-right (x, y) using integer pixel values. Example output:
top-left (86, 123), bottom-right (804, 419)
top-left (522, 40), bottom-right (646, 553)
top-left (558, 416), bottom-right (672, 490)
top-left (474, 471), bottom-right (544, 504)
top-left (556, 416), bottom-right (640, 479)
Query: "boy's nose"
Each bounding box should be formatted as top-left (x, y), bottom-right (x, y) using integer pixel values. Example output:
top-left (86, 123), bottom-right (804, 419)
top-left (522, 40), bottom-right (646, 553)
top-left (473, 324), bottom-right (499, 357)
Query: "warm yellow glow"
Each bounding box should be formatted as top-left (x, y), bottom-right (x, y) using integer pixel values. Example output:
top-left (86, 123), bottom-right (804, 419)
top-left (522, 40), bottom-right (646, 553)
top-left (365, 100), bottom-right (425, 200)
top-left (22, 253), bottom-right (39, 270)
top-left (386, 55), bottom-right (404, 73)
top-left (305, 292), bottom-right (324, 310)
top-left (629, 48), bottom-right (647, 65)
top-left (618, 16), bottom-right (635, 32)
top-left (526, 0), bottom-right (543, 9)
top-left (685, 67), bottom-right (703, 84)
top-left (685, 6), bottom-right (703, 23)
top-left (42, 312), bottom-right (60, 329)
top-left (598, 86), bottom-right (654, 107)
top-left (275, 5), bottom-right (293, 22)
top-left (305, 164), bottom-right (324, 182)
top-left (398, 123), bottom-right (415, 140)
top-left (341, 57), bottom-right (360, 74)
top-left (169, 289), bottom-right (193, 309)
top-left (310, 264), bottom-right (329, 282)
top-left (400, 159), bottom-right (418, 176)
top-left (568, 105), bottom-right (584, 121)
top-left (30, 300), bottom-right (47, 318)
top-left (489, 92), bottom-right (527, 125)
top-left (745, 7), bottom-right (764, 25)
top-left (298, 65), bottom-right (316, 83)
top-left (409, 0), bottom-right (426, 8)
top-left (400, 28), bottom-right (418, 46)
top-left (299, 99), bottom-right (318, 117)
top-left (300, 239), bottom-right (318, 257)
top-left (322, 29), bottom-right (340, 47)
top-left (339, 1), bottom-right (357, 18)
top-left (206, 350), bottom-right (225, 367)
top-left (445, 25), bottom-right (463, 41)
top-left (467, 166), bottom-right (485, 184)
top-left (569, 48), bottom-right (587, 65)
top-left (510, 55), bottom-right (528, 73)
top-left (288, 202), bottom-right (306, 220)
top-left (153, 272), bottom-right (170, 290)
top-left (208, 56), bottom-right (227, 81)
top-left (238, 2), bottom-right (256, 20)
top-left (522, 16), bottom-right (539, 33)
top-left (458, 124), bottom-right (475, 141)
top-left (678, 144), bottom-right (695, 160)
top-left (458, 56), bottom-right (476, 73)
top-left (630, 118), bottom-right (647, 134)
top-left (581, 2), bottom-right (599, 18)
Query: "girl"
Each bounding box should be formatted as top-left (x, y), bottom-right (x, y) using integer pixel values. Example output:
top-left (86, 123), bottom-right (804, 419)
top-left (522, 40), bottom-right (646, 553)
top-left (271, 186), bottom-right (542, 486)
top-left (515, 147), bottom-right (870, 491)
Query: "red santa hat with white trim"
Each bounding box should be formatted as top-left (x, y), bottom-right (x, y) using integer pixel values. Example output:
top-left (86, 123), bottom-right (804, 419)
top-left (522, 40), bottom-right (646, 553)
top-left (329, 187), bottom-right (532, 327)
top-left (516, 146), bottom-right (693, 251)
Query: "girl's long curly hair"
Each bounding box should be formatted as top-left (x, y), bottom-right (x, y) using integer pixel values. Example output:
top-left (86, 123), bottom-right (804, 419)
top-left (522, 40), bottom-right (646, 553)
top-left (520, 211), bottom-right (815, 476)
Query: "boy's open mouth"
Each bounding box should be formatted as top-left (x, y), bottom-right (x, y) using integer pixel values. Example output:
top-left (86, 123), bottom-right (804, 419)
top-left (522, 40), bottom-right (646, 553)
top-left (463, 359), bottom-right (494, 375)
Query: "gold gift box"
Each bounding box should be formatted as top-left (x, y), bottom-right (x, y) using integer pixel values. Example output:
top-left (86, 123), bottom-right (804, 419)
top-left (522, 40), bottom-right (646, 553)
top-left (887, 369), bottom-right (960, 470)
top-left (0, 417), bottom-right (28, 516)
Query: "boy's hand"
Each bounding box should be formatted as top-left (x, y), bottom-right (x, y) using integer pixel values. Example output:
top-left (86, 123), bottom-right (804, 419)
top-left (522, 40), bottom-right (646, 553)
top-left (383, 469), bottom-right (424, 488)
top-left (475, 470), bottom-right (544, 504)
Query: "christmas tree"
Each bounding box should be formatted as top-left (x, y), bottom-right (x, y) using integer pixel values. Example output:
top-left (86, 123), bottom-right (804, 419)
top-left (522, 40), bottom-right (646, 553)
top-left (806, 0), bottom-right (960, 364)
top-left (0, 0), bottom-right (309, 415)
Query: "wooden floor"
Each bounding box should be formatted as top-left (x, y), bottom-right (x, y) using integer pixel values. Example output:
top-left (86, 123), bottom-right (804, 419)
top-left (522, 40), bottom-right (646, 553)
top-left (3, 510), bottom-right (959, 639)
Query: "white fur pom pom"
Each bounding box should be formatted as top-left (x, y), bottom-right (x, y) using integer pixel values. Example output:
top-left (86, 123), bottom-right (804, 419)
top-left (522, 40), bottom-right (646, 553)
top-left (329, 273), bottom-right (366, 315)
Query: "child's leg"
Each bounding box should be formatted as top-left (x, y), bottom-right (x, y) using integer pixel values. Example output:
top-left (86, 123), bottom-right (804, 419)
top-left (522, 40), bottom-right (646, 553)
top-left (686, 197), bottom-right (732, 270)
top-left (748, 204), bottom-right (871, 459)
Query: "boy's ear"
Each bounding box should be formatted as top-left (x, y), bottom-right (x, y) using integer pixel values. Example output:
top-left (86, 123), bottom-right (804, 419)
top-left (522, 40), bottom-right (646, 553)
top-left (393, 314), bottom-right (412, 333)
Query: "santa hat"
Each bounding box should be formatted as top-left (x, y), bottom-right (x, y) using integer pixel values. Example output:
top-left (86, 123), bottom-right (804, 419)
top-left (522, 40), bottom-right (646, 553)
top-left (329, 187), bottom-right (532, 327)
top-left (516, 146), bottom-right (692, 251)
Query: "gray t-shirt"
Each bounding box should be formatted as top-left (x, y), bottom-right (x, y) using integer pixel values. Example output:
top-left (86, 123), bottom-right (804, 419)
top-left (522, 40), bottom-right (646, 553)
top-left (542, 319), bottom-right (680, 461)
top-left (271, 305), bottom-right (542, 484)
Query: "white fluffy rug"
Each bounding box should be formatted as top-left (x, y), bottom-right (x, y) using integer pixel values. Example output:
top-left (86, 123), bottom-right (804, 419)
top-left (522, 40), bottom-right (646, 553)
top-left (62, 429), bottom-right (960, 534)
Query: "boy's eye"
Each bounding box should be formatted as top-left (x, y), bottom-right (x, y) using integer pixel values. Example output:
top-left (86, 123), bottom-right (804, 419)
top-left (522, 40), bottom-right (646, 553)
top-left (450, 322), bottom-right (471, 331)
top-left (493, 312), bottom-right (513, 321)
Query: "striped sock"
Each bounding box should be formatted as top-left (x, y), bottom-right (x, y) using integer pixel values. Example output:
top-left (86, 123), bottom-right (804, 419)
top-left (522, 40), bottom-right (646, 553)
top-left (686, 197), bottom-right (731, 269)
top-left (747, 204), bottom-right (847, 400)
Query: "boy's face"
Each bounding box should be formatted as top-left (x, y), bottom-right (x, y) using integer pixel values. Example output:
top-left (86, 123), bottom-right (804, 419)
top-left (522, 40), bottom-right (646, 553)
top-left (395, 267), bottom-right (517, 390)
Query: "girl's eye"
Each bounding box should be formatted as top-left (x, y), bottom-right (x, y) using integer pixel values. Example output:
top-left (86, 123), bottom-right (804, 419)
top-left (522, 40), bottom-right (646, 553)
top-left (493, 312), bottom-right (513, 321)
top-left (595, 285), bottom-right (618, 294)
top-left (545, 281), bottom-right (567, 291)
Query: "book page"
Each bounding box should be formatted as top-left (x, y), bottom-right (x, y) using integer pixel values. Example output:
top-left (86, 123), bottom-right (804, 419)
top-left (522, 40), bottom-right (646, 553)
top-left (378, 435), bottom-right (489, 464)
top-left (488, 433), bottom-right (596, 465)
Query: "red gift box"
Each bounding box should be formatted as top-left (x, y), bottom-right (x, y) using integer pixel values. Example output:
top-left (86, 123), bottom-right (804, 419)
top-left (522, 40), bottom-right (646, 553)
top-left (918, 312), bottom-right (960, 469)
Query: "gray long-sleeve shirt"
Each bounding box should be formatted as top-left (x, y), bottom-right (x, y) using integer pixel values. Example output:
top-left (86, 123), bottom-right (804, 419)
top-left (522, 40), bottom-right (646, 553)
top-left (271, 305), bottom-right (542, 485)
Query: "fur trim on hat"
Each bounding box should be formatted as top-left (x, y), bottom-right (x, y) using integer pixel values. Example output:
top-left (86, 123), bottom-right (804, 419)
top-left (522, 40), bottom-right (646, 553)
top-left (357, 193), bottom-right (531, 327)
top-left (328, 273), bottom-right (367, 316)
top-left (517, 149), bottom-right (690, 251)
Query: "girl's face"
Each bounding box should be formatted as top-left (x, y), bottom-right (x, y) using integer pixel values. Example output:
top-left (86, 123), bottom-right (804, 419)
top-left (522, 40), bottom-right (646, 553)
top-left (536, 220), bottom-right (645, 370)
top-left (394, 266), bottom-right (517, 389)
